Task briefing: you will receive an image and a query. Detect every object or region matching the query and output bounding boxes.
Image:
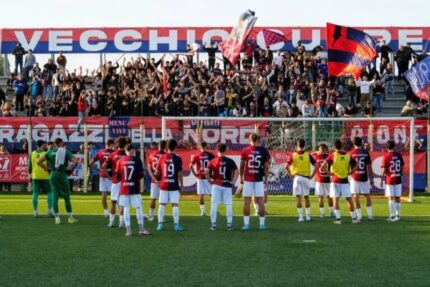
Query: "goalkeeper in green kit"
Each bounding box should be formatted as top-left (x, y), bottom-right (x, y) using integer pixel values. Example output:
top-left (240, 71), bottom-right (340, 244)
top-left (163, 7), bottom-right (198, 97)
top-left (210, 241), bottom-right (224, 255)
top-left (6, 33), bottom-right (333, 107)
top-left (37, 138), bottom-right (78, 224)
top-left (28, 140), bottom-right (54, 218)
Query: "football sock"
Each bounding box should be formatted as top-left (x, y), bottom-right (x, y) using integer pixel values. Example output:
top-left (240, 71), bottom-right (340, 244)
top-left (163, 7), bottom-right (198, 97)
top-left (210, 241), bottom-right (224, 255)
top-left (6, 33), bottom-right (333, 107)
top-left (259, 216), bottom-right (265, 226)
top-left (158, 205), bottom-right (165, 224)
top-left (297, 208), bottom-right (303, 219)
top-left (350, 211), bottom-right (356, 219)
top-left (244, 216), bottom-right (250, 226)
top-left (172, 206), bottom-right (179, 225)
top-left (109, 214), bottom-right (115, 224)
top-left (388, 200), bottom-right (395, 218)
top-left (319, 207), bottom-right (325, 215)
top-left (150, 208), bottom-right (155, 217)
top-left (136, 206), bottom-right (144, 226)
top-left (226, 205), bottom-right (233, 224)
top-left (334, 209), bottom-right (341, 220)
top-left (119, 215), bottom-right (124, 225)
top-left (67, 212), bottom-right (73, 219)
top-left (210, 203), bottom-right (218, 225)
top-left (305, 208), bottom-right (311, 217)
top-left (123, 207), bottom-right (131, 227)
top-left (395, 203), bottom-right (401, 217)
top-left (355, 208), bottom-right (362, 219)
top-left (366, 206), bottom-right (373, 218)
top-left (200, 205), bottom-right (205, 214)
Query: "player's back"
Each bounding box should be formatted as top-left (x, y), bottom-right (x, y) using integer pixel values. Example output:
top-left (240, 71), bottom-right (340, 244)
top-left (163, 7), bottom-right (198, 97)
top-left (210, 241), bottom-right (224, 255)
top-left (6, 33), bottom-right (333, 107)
top-left (96, 148), bottom-right (113, 177)
top-left (192, 151), bottom-right (215, 179)
top-left (348, 148), bottom-right (371, 181)
top-left (312, 153), bottom-right (330, 183)
top-left (158, 153), bottom-right (182, 191)
top-left (108, 149), bottom-right (127, 183)
top-left (208, 156), bottom-right (237, 187)
top-left (241, 145), bottom-right (270, 182)
top-left (117, 155), bottom-right (143, 195)
top-left (383, 151), bottom-right (404, 185)
top-left (149, 150), bottom-right (165, 182)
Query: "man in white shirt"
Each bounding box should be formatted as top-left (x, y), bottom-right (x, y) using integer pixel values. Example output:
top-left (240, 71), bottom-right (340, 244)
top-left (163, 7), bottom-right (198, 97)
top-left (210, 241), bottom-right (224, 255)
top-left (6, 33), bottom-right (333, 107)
top-left (356, 76), bottom-right (375, 109)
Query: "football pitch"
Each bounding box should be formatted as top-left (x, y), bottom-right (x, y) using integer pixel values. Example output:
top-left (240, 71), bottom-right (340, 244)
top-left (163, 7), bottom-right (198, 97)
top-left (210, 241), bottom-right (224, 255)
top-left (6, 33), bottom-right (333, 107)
top-left (0, 194), bottom-right (429, 287)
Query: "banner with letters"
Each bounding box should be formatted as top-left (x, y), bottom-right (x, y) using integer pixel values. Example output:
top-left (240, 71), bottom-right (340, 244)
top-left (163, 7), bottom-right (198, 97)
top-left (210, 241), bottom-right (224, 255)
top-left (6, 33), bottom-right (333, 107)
top-left (1, 26), bottom-right (429, 54)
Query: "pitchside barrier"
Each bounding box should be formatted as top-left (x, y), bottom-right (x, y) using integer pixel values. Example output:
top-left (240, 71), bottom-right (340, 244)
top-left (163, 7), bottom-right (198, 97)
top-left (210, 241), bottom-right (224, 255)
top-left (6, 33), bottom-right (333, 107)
top-left (161, 117), bottom-right (424, 202)
top-left (0, 116), bottom-right (427, 201)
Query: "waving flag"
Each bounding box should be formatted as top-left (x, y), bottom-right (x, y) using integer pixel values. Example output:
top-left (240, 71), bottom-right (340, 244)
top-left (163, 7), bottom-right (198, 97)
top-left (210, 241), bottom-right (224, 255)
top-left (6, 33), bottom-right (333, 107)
top-left (403, 57), bottom-right (430, 102)
top-left (220, 10), bottom-right (257, 65)
top-left (262, 29), bottom-right (287, 47)
top-left (326, 23), bottom-right (377, 79)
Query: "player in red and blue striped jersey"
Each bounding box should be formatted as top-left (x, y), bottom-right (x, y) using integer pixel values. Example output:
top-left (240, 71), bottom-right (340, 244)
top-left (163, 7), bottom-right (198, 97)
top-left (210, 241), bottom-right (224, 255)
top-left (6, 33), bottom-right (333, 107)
top-left (89, 139), bottom-right (115, 218)
top-left (115, 144), bottom-right (150, 237)
top-left (381, 140), bottom-right (404, 222)
top-left (154, 139), bottom-right (184, 232)
top-left (205, 143), bottom-right (238, 231)
top-left (348, 137), bottom-right (374, 221)
top-left (101, 137), bottom-right (127, 228)
top-left (239, 133), bottom-right (271, 230)
top-left (146, 140), bottom-right (167, 221)
top-left (312, 144), bottom-right (334, 218)
top-left (190, 141), bottom-right (215, 216)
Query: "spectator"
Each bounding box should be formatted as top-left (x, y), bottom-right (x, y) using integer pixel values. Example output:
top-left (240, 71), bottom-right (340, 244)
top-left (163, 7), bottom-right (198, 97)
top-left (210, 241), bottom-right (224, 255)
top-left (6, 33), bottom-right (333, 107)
top-left (56, 51), bottom-right (67, 70)
top-left (379, 39), bottom-right (392, 62)
top-left (394, 46), bottom-right (410, 80)
top-left (400, 100), bottom-right (414, 116)
top-left (301, 99), bottom-right (314, 117)
top-left (203, 42), bottom-right (218, 71)
top-left (346, 78), bottom-right (358, 110)
top-left (13, 74), bottom-right (28, 113)
top-left (344, 103), bottom-right (358, 117)
top-left (23, 49), bottom-right (36, 81)
top-left (356, 75), bottom-right (374, 110)
top-left (415, 102), bottom-right (428, 117)
top-left (372, 73), bottom-right (385, 114)
top-left (12, 42), bottom-right (26, 74)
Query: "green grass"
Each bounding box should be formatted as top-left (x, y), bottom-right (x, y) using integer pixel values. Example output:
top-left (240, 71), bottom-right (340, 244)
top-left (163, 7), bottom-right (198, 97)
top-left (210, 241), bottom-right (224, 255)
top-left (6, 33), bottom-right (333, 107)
top-left (0, 194), bottom-right (429, 287)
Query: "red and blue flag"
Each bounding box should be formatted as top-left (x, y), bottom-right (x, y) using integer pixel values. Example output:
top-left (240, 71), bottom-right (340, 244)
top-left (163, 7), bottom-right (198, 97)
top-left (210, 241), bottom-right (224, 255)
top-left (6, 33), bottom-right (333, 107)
top-left (326, 23), bottom-right (377, 79)
top-left (403, 57), bottom-right (430, 102)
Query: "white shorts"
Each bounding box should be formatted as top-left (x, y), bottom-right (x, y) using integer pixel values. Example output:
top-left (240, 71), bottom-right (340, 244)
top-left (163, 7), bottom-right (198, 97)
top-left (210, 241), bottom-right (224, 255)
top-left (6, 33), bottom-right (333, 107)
top-left (243, 181), bottom-right (265, 197)
top-left (99, 177), bottom-right (112, 192)
top-left (197, 179), bottom-right (212, 195)
top-left (150, 183), bottom-right (160, 199)
top-left (315, 182), bottom-right (330, 196)
top-left (159, 190), bottom-right (180, 204)
top-left (119, 194), bottom-right (142, 208)
top-left (329, 183), bottom-right (351, 198)
top-left (350, 179), bottom-right (370, 195)
top-left (111, 182), bottom-right (121, 202)
top-left (292, 176), bottom-right (310, 196)
top-left (385, 184), bottom-right (402, 197)
top-left (211, 185), bottom-right (233, 205)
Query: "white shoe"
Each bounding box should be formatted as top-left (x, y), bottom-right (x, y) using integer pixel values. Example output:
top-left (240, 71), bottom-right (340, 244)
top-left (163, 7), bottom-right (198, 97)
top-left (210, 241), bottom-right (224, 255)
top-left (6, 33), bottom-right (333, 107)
top-left (147, 216), bottom-right (154, 222)
top-left (107, 221), bottom-right (115, 228)
top-left (119, 221), bottom-right (125, 228)
top-left (298, 218), bottom-right (304, 223)
top-left (306, 216), bottom-right (311, 222)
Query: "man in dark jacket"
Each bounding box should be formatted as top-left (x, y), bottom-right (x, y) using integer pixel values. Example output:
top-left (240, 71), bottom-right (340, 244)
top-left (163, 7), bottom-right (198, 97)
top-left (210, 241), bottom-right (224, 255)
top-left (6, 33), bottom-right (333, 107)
top-left (12, 43), bottom-right (26, 74)
top-left (13, 74), bottom-right (28, 112)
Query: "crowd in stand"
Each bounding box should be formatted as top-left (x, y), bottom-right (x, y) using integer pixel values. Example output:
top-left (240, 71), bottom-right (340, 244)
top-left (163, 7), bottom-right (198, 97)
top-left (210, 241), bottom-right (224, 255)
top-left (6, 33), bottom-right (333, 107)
top-left (1, 41), bottom-right (428, 118)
